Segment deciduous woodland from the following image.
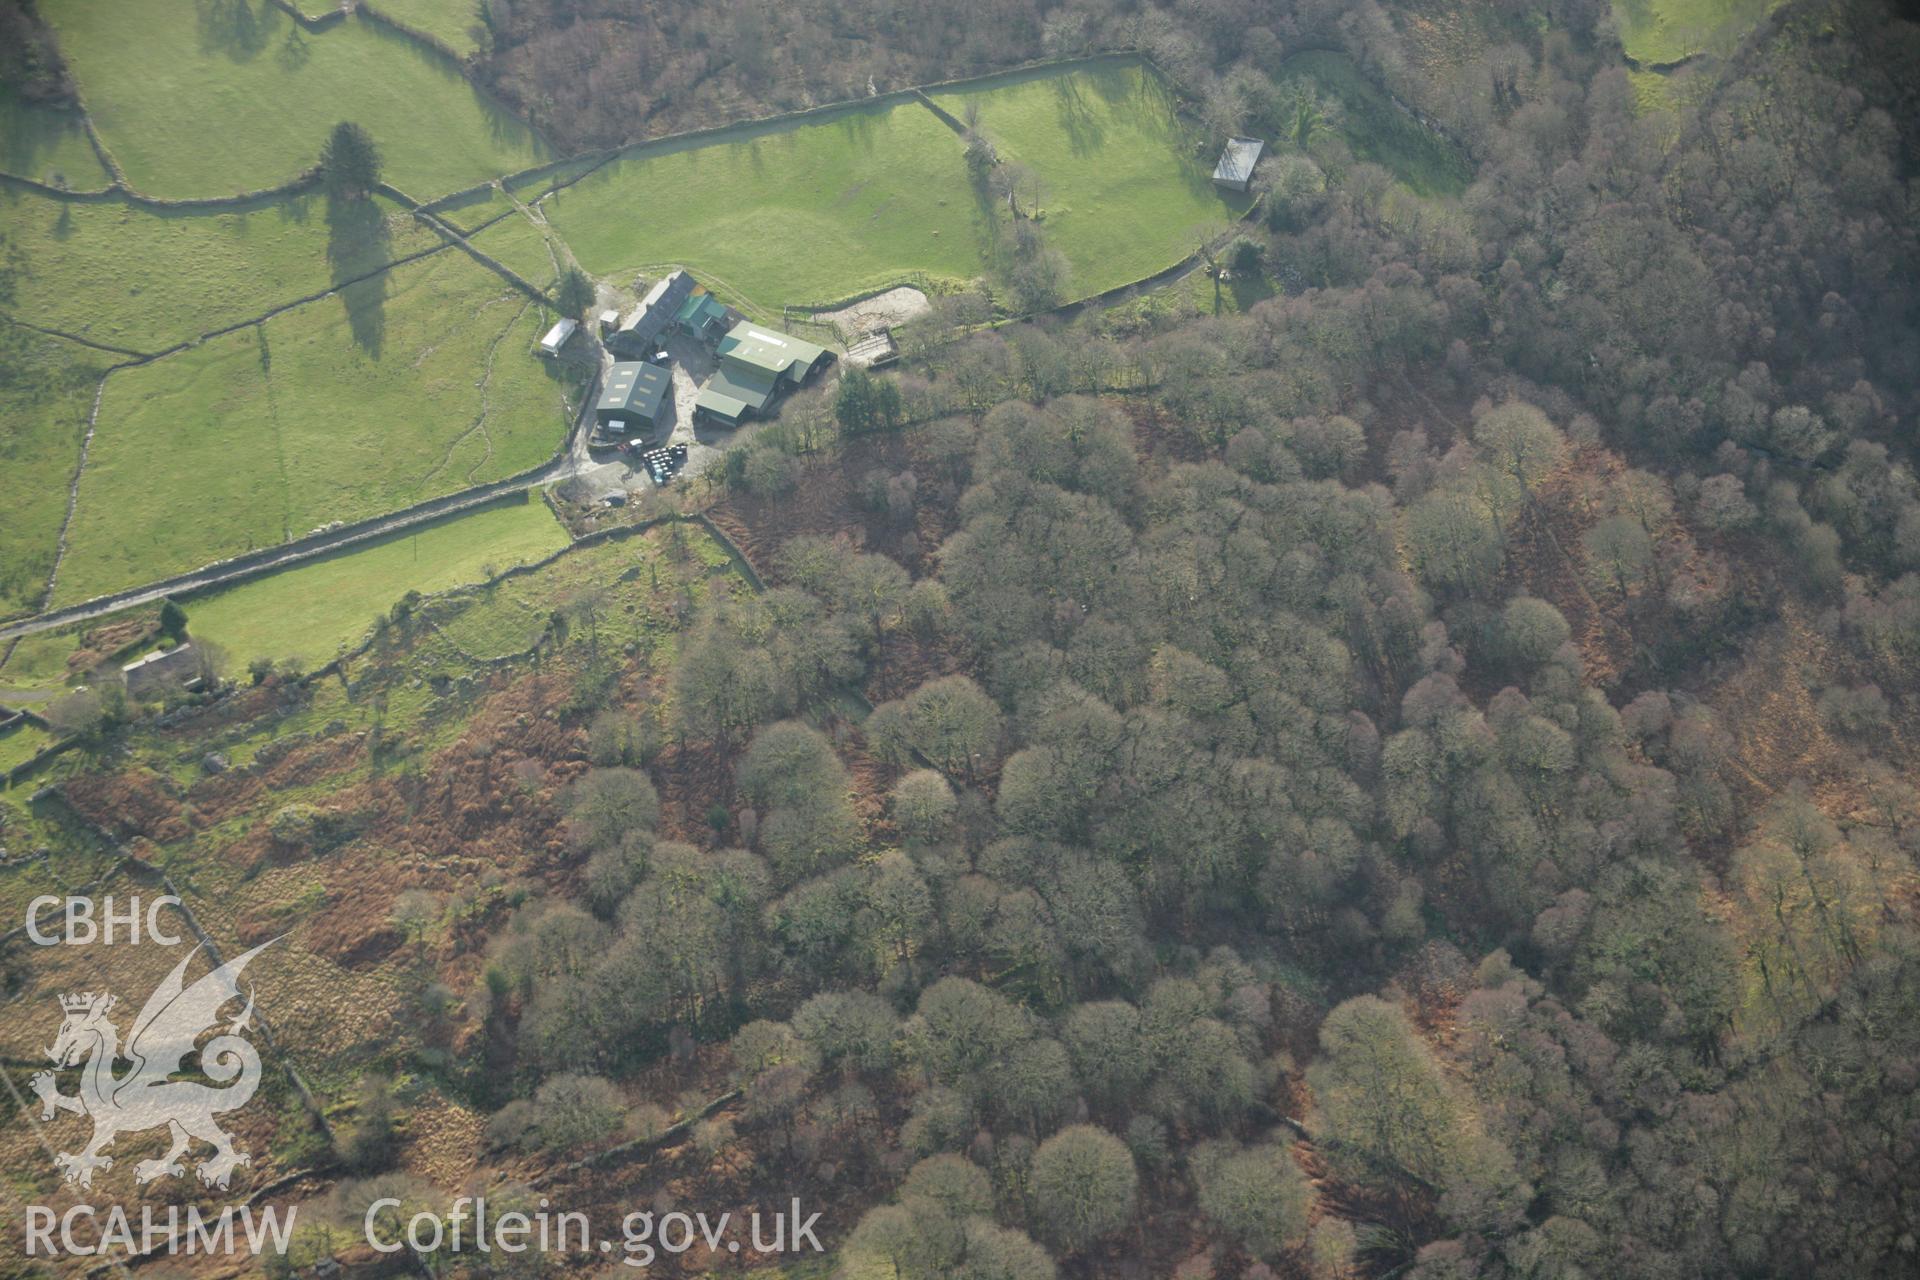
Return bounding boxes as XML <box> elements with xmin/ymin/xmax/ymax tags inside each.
<box><xmin>2</xmin><ymin>0</ymin><xmax>1918</xmax><ymax>1277</ymax></box>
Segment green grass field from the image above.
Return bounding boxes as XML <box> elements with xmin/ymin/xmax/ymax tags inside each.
<box><xmin>0</xmin><ymin>334</ymin><xmax>103</xmax><ymax>621</ymax></box>
<box><xmin>1627</xmin><ymin>64</ymin><xmax>1715</xmax><ymax>121</ymax></box>
<box><xmin>541</xmin><ymin>98</ymin><xmax>992</xmax><ymax>309</ymax></box>
<box><xmin>362</xmin><ymin>0</ymin><xmax>488</xmax><ymax>57</ymax></box>
<box><xmin>1272</xmin><ymin>52</ymin><xmax>1471</xmax><ymax>197</ymax></box>
<box><xmin>0</xmin><ymin>620</ymin><xmax>99</xmax><ymax>693</ymax></box>
<box><xmin>426</xmin><ymin>522</ymin><xmax>734</xmax><ymax>662</ymax></box>
<box><xmin>544</xmin><ymin>60</ymin><xmax>1243</xmax><ymax>310</ymax></box>
<box><xmin>469</xmin><ymin>211</ymin><xmax>564</xmax><ymax>291</ymax></box>
<box><xmin>0</xmin><ymin>787</ymin><xmax>118</xmax><ymax>928</ymax></box>
<box><xmin>41</xmin><ymin>0</ymin><xmax>546</xmax><ymax>199</ymax></box>
<box><xmin>930</xmin><ymin>59</ymin><xmax>1247</xmax><ymax>297</ymax></box>
<box><xmin>1612</xmin><ymin>0</ymin><xmax>1780</xmax><ymax>65</ymax></box>
<box><xmin>10</xmin><ymin>52</ymin><xmax>1296</xmax><ymax>632</ymax></box>
<box><xmin>433</xmin><ymin>182</ymin><xmax>517</xmax><ymax>234</ymax></box>
<box><xmin>504</xmin><ymin>155</ymin><xmax>605</xmax><ymax>203</ymax></box>
<box><xmin>51</xmin><ymin>249</ymin><xmax>573</xmax><ymax>604</ymax></box>
<box><xmin>0</xmin><ymin>720</ymin><xmax>54</xmax><ymax>773</ymax></box>
<box><xmin>1</xmin><ymin>188</ymin><xmax>441</xmax><ymax>352</ymax></box>
<box><xmin>0</xmin><ymin>84</ymin><xmax>108</xmax><ymax>187</ymax></box>
<box><xmin>183</xmin><ymin>496</ymin><xmax>567</xmax><ymax>669</ymax></box>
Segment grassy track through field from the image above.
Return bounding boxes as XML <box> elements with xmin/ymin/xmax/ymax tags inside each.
<box><xmin>50</xmin><ymin>250</ymin><xmax>573</xmax><ymax>605</ymax></box>
<box><xmin>41</xmin><ymin>0</ymin><xmax>546</xmax><ymax>199</ymax></box>
<box><xmin>469</xmin><ymin>211</ymin><xmax>565</xmax><ymax>292</ymax></box>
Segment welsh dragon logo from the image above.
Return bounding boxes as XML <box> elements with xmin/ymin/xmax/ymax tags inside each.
<box><xmin>29</xmin><ymin>940</ymin><xmax>277</xmax><ymax>1190</ymax></box>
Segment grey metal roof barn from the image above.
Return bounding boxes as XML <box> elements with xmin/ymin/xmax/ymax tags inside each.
<box><xmin>596</xmin><ymin>360</ymin><xmax>672</xmax><ymax>428</ymax></box>
<box><xmin>1213</xmin><ymin>136</ymin><xmax>1265</xmax><ymax>192</ymax></box>
<box><xmin>609</xmin><ymin>269</ymin><xmax>695</xmax><ymax>356</ymax></box>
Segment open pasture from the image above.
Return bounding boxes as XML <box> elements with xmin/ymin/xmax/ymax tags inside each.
<box><xmin>1</xmin><ymin>187</ymin><xmax>440</xmax><ymax>352</ymax></box>
<box><xmin>425</xmin><ymin>523</ymin><xmax>735</xmax><ymax>662</ymax></box>
<box><xmin>0</xmin><ymin>83</ymin><xmax>108</xmax><ymax>187</ymax></box>
<box><xmin>544</xmin><ymin>58</ymin><xmax>1246</xmax><ymax>311</ymax></box>
<box><xmin>540</xmin><ymin>97</ymin><xmax>989</xmax><ymax>310</ymax></box>
<box><xmin>40</xmin><ymin>0</ymin><xmax>546</xmax><ymax>199</ymax></box>
<box><xmin>929</xmin><ymin>58</ymin><xmax>1248</xmax><ymax>297</ymax></box>
<box><xmin>432</xmin><ymin>181</ymin><xmax>518</xmax><ymax>233</ymax></box>
<box><xmin>51</xmin><ymin>250</ymin><xmax>572</xmax><ymax>605</ymax></box>
<box><xmin>362</xmin><ymin>0</ymin><xmax>489</xmax><ymax>58</ymax></box>
<box><xmin>0</xmin><ymin>718</ymin><xmax>53</xmax><ymax>773</ymax></box>
<box><xmin>1612</xmin><ymin>0</ymin><xmax>1780</xmax><ymax>66</ymax></box>
<box><xmin>0</xmin><ymin>333</ymin><xmax>103</xmax><ymax>622</ymax></box>
<box><xmin>470</xmin><ymin>209</ymin><xmax>565</xmax><ymax>291</ymax></box>
<box><xmin>182</xmin><ymin>495</ymin><xmax>569</xmax><ymax>670</ymax></box>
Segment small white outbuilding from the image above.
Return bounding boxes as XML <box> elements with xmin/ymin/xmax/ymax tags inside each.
<box><xmin>538</xmin><ymin>317</ymin><xmax>579</xmax><ymax>357</ymax></box>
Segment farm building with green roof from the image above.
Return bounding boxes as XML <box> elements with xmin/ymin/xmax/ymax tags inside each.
<box><xmin>675</xmin><ymin>291</ymin><xmax>734</xmax><ymax>344</ymax></box>
<box><xmin>694</xmin><ymin>322</ymin><xmax>834</xmax><ymax>426</ymax></box>
<box><xmin>714</xmin><ymin>323</ymin><xmax>829</xmax><ymax>380</ymax></box>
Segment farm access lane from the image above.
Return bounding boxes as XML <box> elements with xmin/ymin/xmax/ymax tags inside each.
<box><xmin>4</xmin><ymin>200</ymin><xmax>1236</xmax><ymax>653</ymax></box>
<box><xmin>0</xmin><ymin>289</ymin><xmax>782</xmax><ymax>651</ymax></box>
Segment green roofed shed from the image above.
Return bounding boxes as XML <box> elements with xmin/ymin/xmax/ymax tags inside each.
<box><xmin>694</xmin><ymin>321</ymin><xmax>833</xmax><ymax>426</ymax></box>
<box><xmin>709</xmin><ymin>363</ymin><xmax>778</xmax><ymax>408</ymax></box>
<box><xmin>675</xmin><ymin>292</ymin><xmax>732</xmax><ymax>343</ymax></box>
<box><xmin>694</xmin><ymin>387</ymin><xmax>753</xmax><ymax>425</ymax></box>
<box><xmin>715</xmin><ymin>323</ymin><xmax>829</xmax><ymax>384</ymax></box>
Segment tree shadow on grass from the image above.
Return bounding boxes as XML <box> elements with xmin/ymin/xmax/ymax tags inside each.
<box><xmin>0</xmin><ymin>89</ymin><xmax>98</xmax><ymax>189</ymax></box>
<box><xmin>1229</xmin><ymin>270</ymin><xmax>1276</xmax><ymax>313</ymax></box>
<box><xmin>359</xmin><ymin>15</ymin><xmax>546</xmax><ymax>158</ymax></box>
<box><xmin>833</xmin><ymin>100</ymin><xmax>887</xmax><ymax>155</ymax></box>
<box><xmin>327</xmin><ymin>195</ymin><xmax>390</xmax><ymax>359</ymax></box>
<box><xmin>1051</xmin><ymin>74</ymin><xmax>1107</xmax><ymax>158</ymax></box>
<box><xmin>277</xmin><ymin>24</ymin><xmax>312</xmax><ymax>72</ymax></box>
<box><xmin>968</xmin><ymin>158</ymin><xmax>1009</xmax><ymax>268</ymax></box>
<box><xmin>195</xmin><ymin>0</ymin><xmax>274</xmax><ymax>61</ymax></box>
